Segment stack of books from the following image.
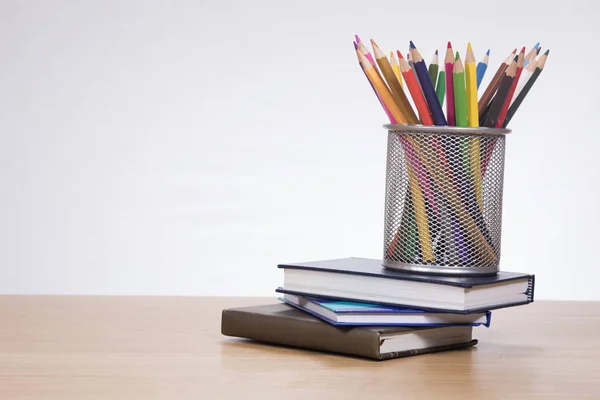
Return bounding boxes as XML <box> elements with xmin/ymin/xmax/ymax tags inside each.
<box><xmin>221</xmin><ymin>257</ymin><xmax>534</xmax><ymax>361</ymax></box>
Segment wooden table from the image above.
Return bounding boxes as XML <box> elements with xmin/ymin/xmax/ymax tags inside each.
<box><xmin>1</xmin><ymin>296</ymin><xmax>599</xmax><ymax>399</ymax></box>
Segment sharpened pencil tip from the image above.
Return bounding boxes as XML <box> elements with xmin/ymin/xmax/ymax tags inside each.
<box><xmin>520</xmin><ymin>47</ymin><xmax>526</xmax><ymax>54</ymax></box>
<box><xmin>409</xmin><ymin>41</ymin><xmax>416</xmax><ymax>49</ymax></box>
<box><xmin>397</xmin><ymin>50</ymin><xmax>404</xmax><ymax>59</ymax></box>
<box><xmin>467</xmin><ymin>42</ymin><xmax>473</xmax><ymax>51</ymax></box>
<box><xmin>486</xmin><ymin>49</ymin><xmax>490</xmax><ymax>55</ymax></box>
<box><xmin>534</xmin><ymin>42</ymin><xmax>540</xmax><ymax>49</ymax></box>
<box><xmin>355</xmin><ymin>35</ymin><xmax>361</xmax><ymax>44</ymax></box>
<box><xmin>544</xmin><ymin>49</ymin><xmax>550</xmax><ymax>55</ymax></box>
<box><xmin>455</xmin><ymin>51</ymin><xmax>460</xmax><ymax>60</ymax></box>
<box><xmin>512</xmin><ymin>48</ymin><xmax>517</xmax><ymax>54</ymax></box>
<box><xmin>353</xmin><ymin>41</ymin><xmax>358</xmax><ymax>50</ymax></box>
<box><xmin>536</xmin><ymin>47</ymin><xmax>541</xmax><ymax>55</ymax></box>
<box><xmin>447</xmin><ymin>41</ymin><xmax>452</xmax><ymax>49</ymax></box>
<box><xmin>435</xmin><ymin>49</ymin><xmax>438</xmax><ymax>55</ymax></box>
<box><xmin>370</xmin><ymin>38</ymin><xmax>378</xmax><ymax>48</ymax></box>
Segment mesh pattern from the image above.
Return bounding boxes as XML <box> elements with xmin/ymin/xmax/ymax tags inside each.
<box><xmin>383</xmin><ymin>129</ymin><xmax>505</xmax><ymax>274</ymax></box>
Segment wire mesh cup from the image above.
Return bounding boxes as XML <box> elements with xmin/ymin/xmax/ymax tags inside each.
<box><xmin>382</xmin><ymin>124</ymin><xmax>510</xmax><ymax>276</ymax></box>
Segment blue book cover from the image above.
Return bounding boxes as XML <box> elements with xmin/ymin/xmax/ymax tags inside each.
<box><xmin>280</xmin><ymin>293</ymin><xmax>491</xmax><ymax>327</ymax></box>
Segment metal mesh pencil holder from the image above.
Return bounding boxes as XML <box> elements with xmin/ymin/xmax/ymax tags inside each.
<box><xmin>382</xmin><ymin>124</ymin><xmax>510</xmax><ymax>276</ymax></box>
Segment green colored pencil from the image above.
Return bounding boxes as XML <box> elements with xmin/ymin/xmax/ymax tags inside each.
<box><xmin>503</xmin><ymin>50</ymin><xmax>549</xmax><ymax>127</ymax></box>
<box><xmin>436</xmin><ymin>70</ymin><xmax>445</xmax><ymax>107</ymax></box>
<box><xmin>428</xmin><ymin>50</ymin><xmax>439</xmax><ymax>88</ymax></box>
<box><xmin>453</xmin><ymin>53</ymin><xmax>468</xmax><ymax>127</ymax></box>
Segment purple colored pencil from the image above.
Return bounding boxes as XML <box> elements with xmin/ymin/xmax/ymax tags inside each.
<box><xmin>453</xmin><ymin>219</ymin><xmax>468</xmax><ymax>263</ymax></box>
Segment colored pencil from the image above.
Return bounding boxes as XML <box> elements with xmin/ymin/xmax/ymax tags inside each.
<box><xmin>389</xmin><ymin>51</ymin><xmax>404</xmax><ymax>89</ymax></box>
<box><xmin>453</xmin><ymin>53</ymin><xmax>468</xmax><ymax>127</ymax></box>
<box><xmin>465</xmin><ymin>43</ymin><xmax>479</xmax><ymax>127</ymax></box>
<box><xmin>436</xmin><ymin>70</ymin><xmax>445</xmax><ymax>107</ymax></box>
<box><xmin>429</xmin><ymin>50</ymin><xmax>439</xmax><ymax>88</ymax></box>
<box><xmin>372</xmin><ymin>40</ymin><xmax>419</xmax><ymax>124</ymax></box>
<box><xmin>503</xmin><ymin>49</ymin><xmax>549</xmax><ymax>127</ymax></box>
<box><xmin>510</xmin><ymin>55</ymin><xmax>537</xmax><ymax>106</ymax></box>
<box><xmin>410</xmin><ymin>41</ymin><xmax>447</xmax><ymax>126</ymax></box>
<box><xmin>406</xmin><ymin>162</ymin><xmax>434</xmax><ymax>261</ymax></box>
<box><xmin>445</xmin><ymin>42</ymin><xmax>455</xmax><ymax>126</ymax></box>
<box><xmin>357</xmin><ymin>41</ymin><xmax>378</xmax><ymax>69</ymax></box>
<box><xmin>355</xmin><ymin>40</ymin><xmax>425</xmax><ymax>260</ymax></box>
<box><xmin>354</xmin><ymin>42</ymin><xmax>395</xmax><ymax>123</ymax></box>
<box><xmin>356</xmin><ymin>50</ymin><xmax>408</xmax><ymax>124</ymax></box>
<box><xmin>476</xmin><ymin>49</ymin><xmax>489</xmax><ymax>89</ymax></box>
<box><xmin>481</xmin><ymin>57</ymin><xmax>517</xmax><ymax>127</ymax></box>
<box><xmin>524</xmin><ymin>42</ymin><xmax>540</xmax><ymax>67</ymax></box>
<box><xmin>478</xmin><ymin>49</ymin><xmax>516</xmax><ymax>118</ymax></box>
<box><xmin>495</xmin><ymin>47</ymin><xmax>525</xmax><ymax>127</ymax></box>
<box><xmin>398</xmin><ymin>51</ymin><xmax>433</xmax><ymax>125</ymax></box>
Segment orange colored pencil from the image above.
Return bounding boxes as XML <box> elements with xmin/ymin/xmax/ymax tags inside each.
<box><xmin>397</xmin><ymin>51</ymin><xmax>433</xmax><ymax>125</ymax></box>
<box><xmin>357</xmin><ymin>50</ymin><xmax>408</xmax><ymax>124</ymax></box>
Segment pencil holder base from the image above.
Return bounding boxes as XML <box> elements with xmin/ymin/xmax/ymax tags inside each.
<box><xmin>382</xmin><ymin>260</ymin><xmax>499</xmax><ymax>276</ymax></box>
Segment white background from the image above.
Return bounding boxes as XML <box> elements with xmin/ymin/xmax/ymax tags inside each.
<box><xmin>1</xmin><ymin>0</ymin><xmax>598</xmax><ymax>299</ymax></box>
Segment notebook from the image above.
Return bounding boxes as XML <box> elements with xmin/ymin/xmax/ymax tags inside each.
<box><xmin>280</xmin><ymin>293</ymin><xmax>491</xmax><ymax>327</ymax></box>
<box><xmin>276</xmin><ymin>257</ymin><xmax>534</xmax><ymax>313</ymax></box>
<box><xmin>221</xmin><ymin>303</ymin><xmax>477</xmax><ymax>361</ymax></box>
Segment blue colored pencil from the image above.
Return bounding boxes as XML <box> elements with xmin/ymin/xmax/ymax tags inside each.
<box><xmin>524</xmin><ymin>43</ymin><xmax>540</xmax><ymax>67</ymax></box>
<box><xmin>476</xmin><ymin>49</ymin><xmax>489</xmax><ymax>89</ymax></box>
<box><xmin>409</xmin><ymin>41</ymin><xmax>447</xmax><ymax>126</ymax></box>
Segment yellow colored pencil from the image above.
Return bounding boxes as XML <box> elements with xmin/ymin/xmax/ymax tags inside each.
<box><xmin>465</xmin><ymin>44</ymin><xmax>482</xmax><ymax>211</ymax></box>
<box><xmin>465</xmin><ymin>43</ymin><xmax>479</xmax><ymax>127</ymax></box>
<box><xmin>406</xmin><ymin>162</ymin><xmax>434</xmax><ymax>262</ymax></box>
<box><xmin>357</xmin><ymin>50</ymin><xmax>408</xmax><ymax>124</ymax></box>
<box><xmin>389</xmin><ymin>51</ymin><xmax>404</xmax><ymax>89</ymax></box>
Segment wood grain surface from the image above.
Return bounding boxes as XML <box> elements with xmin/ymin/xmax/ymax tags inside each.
<box><xmin>1</xmin><ymin>296</ymin><xmax>599</xmax><ymax>399</ymax></box>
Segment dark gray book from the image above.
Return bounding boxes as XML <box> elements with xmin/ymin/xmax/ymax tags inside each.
<box><xmin>221</xmin><ymin>303</ymin><xmax>477</xmax><ymax>361</ymax></box>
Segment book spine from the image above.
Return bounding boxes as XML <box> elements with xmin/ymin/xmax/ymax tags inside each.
<box><xmin>221</xmin><ymin>308</ymin><xmax>382</xmax><ymax>360</ymax></box>
<box><xmin>527</xmin><ymin>275</ymin><xmax>535</xmax><ymax>302</ymax></box>
<box><xmin>379</xmin><ymin>339</ymin><xmax>478</xmax><ymax>360</ymax></box>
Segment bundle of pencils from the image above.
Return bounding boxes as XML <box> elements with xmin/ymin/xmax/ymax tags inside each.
<box><xmin>354</xmin><ymin>35</ymin><xmax>549</xmax><ymax>266</ymax></box>
<box><xmin>353</xmin><ymin>36</ymin><xmax>549</xmax><ymax>128</ymax></box>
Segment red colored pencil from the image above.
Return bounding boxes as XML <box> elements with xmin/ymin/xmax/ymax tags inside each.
<box><xmin>398</xmin><ymin>50</ymin><xmax>433</xmax><ymax>125</ymax></box>
<box><xmin>445</xmin><ymin>42</ymin><xmax>455</xmax><ymax>126</ymax></box>
<box><xmin>495</xmin><ymin>47</ymin><xmax>526</xmax><ymax>127</ymax></box>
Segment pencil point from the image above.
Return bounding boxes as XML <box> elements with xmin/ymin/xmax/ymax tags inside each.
<box><xmin>512</xmin><ymin>48</ymin><xmax>517</xmax><ymax>54</ymax></box>
<box><xmin>455</xmin><ymin>51</ymin><xmax>460</xmax><ymax>60</ymax></box>
<box><xmin>534</xmin><ymin>42</ymin><xmax>540</xmax><ymax>49</ymax></box>
<box><xmin>409</xmin><ymin>41</ymin><xmax>416</xmax><ymax>49</ymax></box>
<box><xmin>397</xmin><ymin>50</ymin><xmax>404</xmax><ymax>59</ymax></box>
<box><xmin>544</xmin><ymin>49</ymin><xmax>550</xmax><ymax>55</ymax></box>
<box><xmin>467</xmin><ymin>43</ymin><xmax>473</xmax><ymax>51</ymax></box>
<box><xmin>536</xmin><ymin>47</ymin><xmax>541</xmax><ymax>55</ymax></box>
<box><xmin>435</xmin><ymin>49</ymin><xmax>438</xmax><ymax>55</ymax></box>
<box><xmin>447</xmin><ymin>41</ymin><xmax>452</xmax><ymax>49</ymax></box>
<box><xmin>355</xmin><ymin>35</ymin><xmax>361</xmax><ymax>44</ymax></box>
<box><xmin>370</xmin><ymin>38</ymin><xmax>379</xmax><ymax>49</ymax></box>
<box><xmin>520</xmin><ymin>47</ymin><xmax>526</xmax><ymax>54</ymax></box>
<box><xmin>353</xmin><ymin>41</ymin><xmax>358</xmax><ymax>50</ymax></box>
<box><xmin>486</xmin><ymin>49</ymin><xmax>490</xmax><ymax>55</ymax></box>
